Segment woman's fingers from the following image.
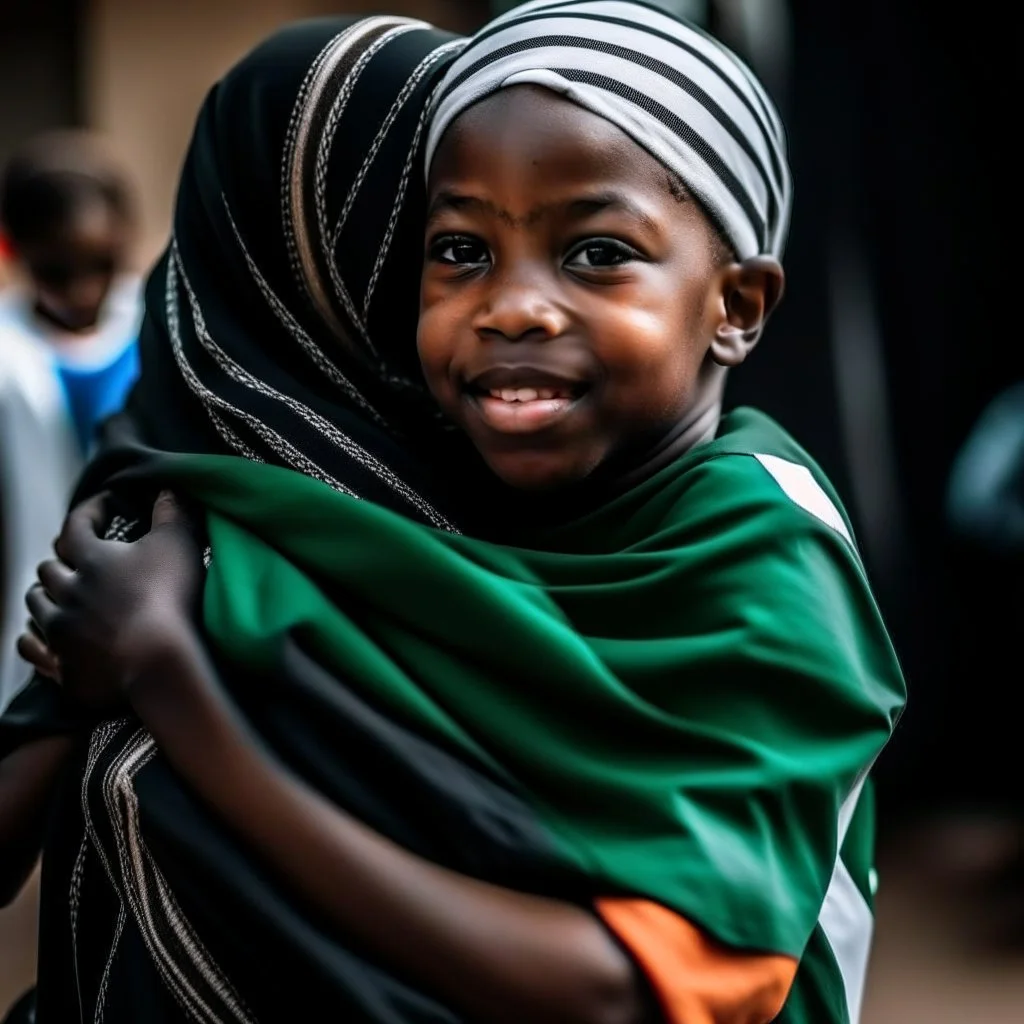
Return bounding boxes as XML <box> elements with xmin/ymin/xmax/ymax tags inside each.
<box><xmin>37</xmin><ymin>558</ymin><xmax>77</xmax><ymax>604</ymax></box>
<box><xmin>25</xmin><ymin>583</ymin><xmax>62</xmax><ymax>645</ymax></box>
<box><xmin>55</xmin><ymin>493</ymin><xmax>109</xmax><ymax>568</ymax></box>
<box><xmin>151</xmin><ymin>490</ymin><xmax>188</xmax><ymax>530</ymax></box>
<box><xmin>27</xmin><ymin>617</ymin><xmax>50</xmax><ymax>646</ymax></box>
<box><xmin>16</xmin><ymin>630</ymin><xmax>61</xmax><ymax>681</ymax></box>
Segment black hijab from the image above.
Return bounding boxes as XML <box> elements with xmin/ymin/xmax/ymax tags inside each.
<box><xmin>2</xmin><ymin>19</ymin><xmax>538</xmax><ymax>1024</ymax></box>
<box><xmin>106</xmin><ymin>15</ymin><xmax>465</xmax><ymax>531</ymax></box>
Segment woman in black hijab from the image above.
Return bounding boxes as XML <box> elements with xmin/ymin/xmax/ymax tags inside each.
<box><xmin>0</xmin><ymin>9</ymin><xmax>902</xmax><ymax>1024</ymax></box>
<box><xmin>1</xmin><ymin>13</ymin><xmax>661</xmax><ymax>1024</ymax></box>
<box><xmin>1</xmin><ymin>16</ymin><xmax>502</xmax><ymax>1023</ymax></box>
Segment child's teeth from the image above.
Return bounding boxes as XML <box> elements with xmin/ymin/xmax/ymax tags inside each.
<box><xmin>486</xmin><ymin>386</ymin><xmax>570</xmax><ymax>402</ymax></box>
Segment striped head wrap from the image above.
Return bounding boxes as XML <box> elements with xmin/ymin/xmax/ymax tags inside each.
<box><xmin>425</xmin><ymin>0</ymin><xmax>792</xmax><ymax>260</ymax></box>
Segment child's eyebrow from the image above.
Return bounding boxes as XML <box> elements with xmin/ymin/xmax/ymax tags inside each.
<box><xmin>426</xmin><ymin>190</ymin><xmax>507</xmax><ymax>224</ymax></box>
<box><xmin>427</xmin><ymin>189</ymin><xmax>660</xmax><ymax>233</ymax></box>
<box><xmin>564</xmin><ymin>193</ymin><xmax>660</xmax><ymax>234</ymax></box>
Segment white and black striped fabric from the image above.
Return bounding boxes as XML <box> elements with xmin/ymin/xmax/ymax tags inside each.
<box><xmin>425</xmin><ymin>0</ymin><xmax>791</xmax><ymax>260</ymax></box>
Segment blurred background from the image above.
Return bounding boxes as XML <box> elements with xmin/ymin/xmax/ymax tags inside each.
<box><xmin>1</xmin><ymin>2</ymin><xmax>1021</xmax><ymax>1021</ymax></box>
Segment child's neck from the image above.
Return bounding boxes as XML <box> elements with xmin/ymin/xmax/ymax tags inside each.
<box><xmin>611</xmin><ymin>401</ymin><xmax>721</xmax><ymax>493</ymax></box>
<box><xmin>461</xmin><ymin>402</ymin><xmax>723</xmax><ymax>539</ymax></box>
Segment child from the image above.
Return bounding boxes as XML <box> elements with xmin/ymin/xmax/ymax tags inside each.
<box><xmin>8</xmin><ymin>7</ymin><xmax>903</xmax><ymax>1024</ymax></box>
<box><xmin>0</xmin><ymin>131</ymin><xmax>141</xmax><ymax>711</ymax></box>
<box><xmin>415</xmin><ymin>5</ymin><xmax>895</xmax><ymax>1021</ymax></box>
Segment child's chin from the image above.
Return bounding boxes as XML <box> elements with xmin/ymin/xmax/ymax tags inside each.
<box><xmin>481</xmin><ymin>450</ymin><xmax>591</xmax><ymax>493</ymax></box>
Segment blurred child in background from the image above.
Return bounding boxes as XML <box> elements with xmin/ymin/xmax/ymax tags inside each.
<box><xmin>0</xmin><ymin>130</ymin><xmax>142</xmax><ymax>711</ymax></box>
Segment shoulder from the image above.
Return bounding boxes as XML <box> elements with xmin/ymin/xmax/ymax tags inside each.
<box><xmin>665</xmin><ymin>453</ymin><xmax>872</xmax><ymax>645</ymax></box>
<box><xmin>691</xmin><ymin>450</ymin><xmax>855</xmax><ymax>547</ymax></box>
<box><xmin>664</xmin><ymin>408</ymin><xmax>859</xmax><ymax>560</ymax></box>
<box><xmin>644</xmin><ymin>412</ymin><xmax>893</xmax><ymax>655</ymax></box>
<box><xmin>663</xmin><ymin>421</ymin><xmax>903</xmax><ymax>709</ymax></box>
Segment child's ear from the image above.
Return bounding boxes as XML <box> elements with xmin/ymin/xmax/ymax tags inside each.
<box><xmin>710</xmin><ymin>257</ymin><xmax>785</xmax><ymax>368</ymax></box>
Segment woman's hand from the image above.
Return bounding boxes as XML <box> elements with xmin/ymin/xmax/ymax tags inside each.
<box><xmin>24</xmin><ymin>491</ymin><xmax>203</xmax><ymax>710</ymax></box>
<box><xmin>16</xmin><ymin>620</ymin><xmax>62</xmax><ymax>684</ymax></box>
<box><xmin>19</xmin><ymin>494</ymin><xmax>646</xmax><ymax>1024</ymax></box>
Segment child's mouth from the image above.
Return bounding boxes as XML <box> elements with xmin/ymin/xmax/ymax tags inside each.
<box><xmin>462</xmin><ymin>372</ymin><xmax>589</xmax><ymax>435</ymax></box>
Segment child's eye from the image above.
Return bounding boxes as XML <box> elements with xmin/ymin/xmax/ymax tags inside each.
<box><xmin>429</xmin><ymin>235</ymin><xmax>490</xmax><ymax>267</ymax></box>
<box><xmin>565</xmin><ymin>239</ymin><xmax>640</xmax><ymax>270</ymax></box>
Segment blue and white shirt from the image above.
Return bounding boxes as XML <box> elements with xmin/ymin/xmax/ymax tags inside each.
<box><xmin>0</xmin><ymin>276</ymin><xmax>142</xmax><ymax>709</ymax></box>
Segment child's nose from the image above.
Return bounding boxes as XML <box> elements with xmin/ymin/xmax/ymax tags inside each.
<box><xmin>472</xmin><ymin>271</ymin><xmax>568</xmax><ymax>343</ymax></box>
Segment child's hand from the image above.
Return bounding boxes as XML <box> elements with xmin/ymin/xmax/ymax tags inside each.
<box><xmin>23</xmin><ymin>491</ymin><xmax>203</xmax><ymax>711</ymax></box>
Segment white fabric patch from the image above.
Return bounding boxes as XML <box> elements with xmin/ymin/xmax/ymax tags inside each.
<box><xmin>755</xmin><ymin>452</ymin><xmax>873</xmax><ymax>1015</ymax></box>
<box><xmin>819</xmin><ymin>770</ymin><xmax>874</xmax><ymax>1024</ymax></box>
<box><xmin>753</xmin><ymin>454</ymin><xmax>873</xmax><ymax>1017</ymax></box>
<box><xmin>754</xmin><ymin>454</ymin><xmax>854</xmax><ymax>546</ymax></box>
<box><xmin>819</xmin><ymin>854</ymin><xmax>873</xmax><ymax>1024</ymax></box>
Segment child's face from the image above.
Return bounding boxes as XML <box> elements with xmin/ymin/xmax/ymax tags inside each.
<box><xmin>20</xmin><ymin>200</ymin><xmax>129</xmax><ymax>333</ymax></box>
<box><xmin>419</xmin><ymin>86</ymin><xmax>737</xmax><ymax>491</ymax></box>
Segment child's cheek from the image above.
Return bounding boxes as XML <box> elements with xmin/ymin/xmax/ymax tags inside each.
<box><xmin>415</xmin><ymin>308</ymin><xmax>456</xmax><ymax>405</ymax></box>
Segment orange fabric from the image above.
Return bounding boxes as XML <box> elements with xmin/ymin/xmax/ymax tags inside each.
<box><xmin>597</xmin><ymin>898</ymin><xmax>798</xmax><ymax>1024</ymax></box>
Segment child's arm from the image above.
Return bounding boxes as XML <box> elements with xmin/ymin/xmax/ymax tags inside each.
<box><xmin>0</xmin><ymin>735</ymin><xmax>73</xmax><ymax>905</ymax></box>
<box><xmin>129</xmin><ymin>630</ymin><xmax>646</xmax><ymax>1024</ymax></box>
<box><xmin>1</xmin><ymin>633</ymin><xmax>78</xmax><ymax>906</ymax></box>
<box><xmin>0</xmin><ymin>471</ymin><xmax>74</xmax><ymax>905</ymax></box>
<box><xmin>27</xmin><ymin>493</ymin><xmax>650</xmax><ymax>1024</ymax></box>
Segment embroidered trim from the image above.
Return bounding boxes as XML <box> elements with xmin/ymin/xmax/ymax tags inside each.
<box><xmin>280</xmin><ymin>21</ymin><xmax>365</xmax><ymax>326</ymax></box>
<box><xmin>287</xmin><ymin>18</ymin><xmax>410</xmax><ymax>351</ymax></box>
<box><xmin>362</xmin><ymin>64</ymin><xmax>462</xmax><ymax>319</ymax></box>
<box><xmin>220</xmin><ymin>194</ymin><xmax>385</xmax><ymax>427</ymax></box>
<box><xmin>76</xmin><ymin>724</ymin><xmax>256</xmax><ymax>1023</ymax></box>
<box><xmin>331</xmin><ymin>39</ymin><xmax>462</xmax><ymax>252</ymax></box>
<box><xmin>165</xmin><ymin>252</ymin><xmax>355</xmax><ymax>496</ymax></box>
<box><xmin>174</xmin><ymin>245</ymin><xmax>457</xmax><ymax>531</ymax></box>
<box><xmin>313</xmin><ymin>21</ymin><xmax>427</xmax><ymax>361</ymax></box>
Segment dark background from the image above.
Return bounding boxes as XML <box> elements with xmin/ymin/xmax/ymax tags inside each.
<box><xmin>721</xmin><ymin>2</ymin><xmax>1018</xmax><ymax>826</ymax></box>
